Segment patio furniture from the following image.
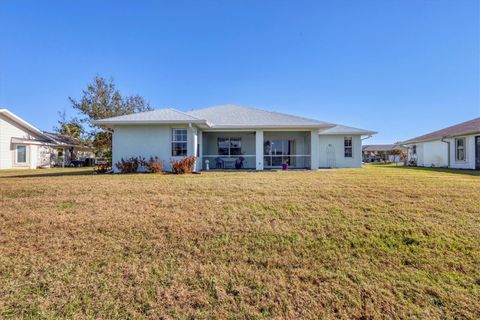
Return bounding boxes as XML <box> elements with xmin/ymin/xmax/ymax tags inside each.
<box><xmin>69</xmin><ymin>160</ymin><xmax>86</xmax><ymax>167</ymax></box>
<box><xmin>235</xmin><ymin>157</ymin><xmax>245</xmax><ymax>169</ymax></box>
<box><xmin>215</xmin><ymin>157</ymin><xmax>224</xmax><ymax>169</ymax></box>
<box><xmin>222</xmin><ymin>157</ymin><xmax>236</xmax><ymax>169</ymax></box>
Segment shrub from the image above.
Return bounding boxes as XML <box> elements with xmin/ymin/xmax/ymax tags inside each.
<box><xmin>94</xmin><ymin>162</ymin><xmax>111</xmax><ymax>174</ymax></box>
<box><xmin>115</xmin><ymin>157</ymin><xmax>144</xmax><ymax>174</ymax></box>
<box><xmin>145</xmin><ymin>156</ymin><xmax>164</xmax><ymax>173</ymax></box>
<box><xmin>102</xmin><ymin>149</ymin><xmax>112</xmax><ymax>166</ymax></box>
<box><xmin>171</xmin><ymin>156</ymin><xmax>197</xmax><ymax>174</ymax></box>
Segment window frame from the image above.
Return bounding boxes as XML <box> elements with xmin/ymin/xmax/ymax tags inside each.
<box><xmin>344</xmin><ymin>137</ymin><xmax>353</xmax><ymax>158</ymax></box>
<box><xmin>171</xmin><ymin>128</ymin><xmax>188</xmax><ymax>157</ymax></box>
<box><xmin>217</xmin><ymin>137</ymin><xmax>242</xmax><ymax>156</ymax></box>
<box><xmin>15</xmin><ymin>144</ymin><xmax>28</xmax><ymax>165</ymax></box>
<box><xmin>455</xmin><ymin>137</ymin><xmax>466</xmax><ymax>162</ymax></box>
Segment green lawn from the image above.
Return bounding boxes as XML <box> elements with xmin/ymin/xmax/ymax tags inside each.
<box><xmin>0</xmin><ymin>166</ymin><xmax>479</xmax><ymax>319</ymax></box>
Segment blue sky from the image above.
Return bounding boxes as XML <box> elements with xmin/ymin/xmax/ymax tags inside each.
<box><xmin>0</xmin><ymin>0</ymin><xmax>478</xmax><ymax>143</ymax></box>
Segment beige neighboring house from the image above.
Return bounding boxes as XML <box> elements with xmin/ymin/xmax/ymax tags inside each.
<box><xmin>0</xmin><ymin>108</ymin><xmax>94</xmax><ymax>169</ymax></box>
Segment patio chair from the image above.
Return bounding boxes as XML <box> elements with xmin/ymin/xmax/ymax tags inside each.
<box><xmin>235</xmin><ymin>157</ymin><xmax>245</xmax><ymax>169</ymax></box>
<box><xmin>215</xmin><ymin>157</ymin><xmax>224</xmax><ymax>169</ymax></box>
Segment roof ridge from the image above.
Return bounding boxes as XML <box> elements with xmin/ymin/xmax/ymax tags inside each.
<box><xmin>261</xmin><ymin>108</ymin><xmax>332</xmax><ymax>125</ymax></box>
<box><xmin>187</xmin><ymin>104</ymin><xmax>332</xmax><ymax>125</ymax></box>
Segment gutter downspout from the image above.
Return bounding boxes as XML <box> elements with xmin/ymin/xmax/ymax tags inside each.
<box><xmin>440</xmin><ymin>137</ymin><xmax>450</xmax><ymax>168</ymax></box>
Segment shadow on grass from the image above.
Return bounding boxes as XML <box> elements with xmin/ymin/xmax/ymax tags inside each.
<box><xmin>0</xmin><ymin>169</ymin><xmax>95</xmax><ymax>179</ymax></box>
<box><xmin>381</xmin><ymin>165</ymin><xmax>480</xmax><ymax>177</ymax></box>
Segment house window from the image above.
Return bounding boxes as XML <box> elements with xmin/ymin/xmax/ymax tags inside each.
<box><xmin>412</xmin><ymin>145</ymin><xmax>417</xmax><ymax>155</ymax></box>
<box><xmin>344</xmin><ymin>137</ymin><xmax>353</xmax><ymax>157</ymax></box>
<box><xmin>217</xmin><ymin>137</ymin><xmax>241</xmax><ymax>156</ymax></box>
<box><xmin>456</xmin><ymin>138</ymin><xmax>465</xmax><ymax>161</ymax></box>
<box><xmin>172</xmin><ymin>128</ymin><xmax>188</xmax><ymax>156</ymax></box>
<box><xmin>16</xmin><ymin>145</ymin><xmax>27</xmax><ymax>163</ymax></box>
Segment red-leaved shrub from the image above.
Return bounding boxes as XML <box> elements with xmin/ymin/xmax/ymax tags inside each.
<box><xmin>145</xmin><ymin>156</ymin><xmax>164</xmax><ymax>173</ymax></box>
<box><xmin>170</xmin><ymin>156</ymin><xmax>197</xmax><ymax>174</ymax></box>
<box><xmin>115</xmin><ymin>157</ymin><xmax>144</xmax><ymax>174</ymax></box>
<box><xmin>94</xmin><ymin>162</ymin><xmax>111</xmax><ymax>174</ymax></box>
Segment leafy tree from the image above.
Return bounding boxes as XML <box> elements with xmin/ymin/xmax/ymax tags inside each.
<box><xmin>68</xmin><ymin>76</ymin><xmax>152</xmax><ymax>154</ymax></box>
<box><xmin>399</xmin><ymin>150</ymin><xmax>408</xmax><ymax>166</ymax></box>
<box><xmin>55</xmin><ymin>110</ymin><xmax>85</xmax><ymax>142</ymax></box>
<box><xmin>391</xmin><ymin>149</ymin><xmax>406</xmax><ymax>166</ymax></box>
<box><xmin>387</xmin><ymin>149</ymin><xmax>401</xmax><ymax>165</ymax></box>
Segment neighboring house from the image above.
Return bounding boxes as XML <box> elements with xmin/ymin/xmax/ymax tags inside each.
<box><xmin>362</xmin><ymin>144</ymin><xmax>407</xmax><ymax>163</ymax></box>
<box><xmin>94</xmin><ymin>104</ymin><xmax>376</xmax><ymax>172</ymax></box>
<box><xmin>400</xmin><ymin>117</ymin><xmax>480</xmax><ymax>170</ymax></box>
<box><xmin>0</xmin><ymin>109</ymin><xmax>94</xmax><ymax>169</ymax></box>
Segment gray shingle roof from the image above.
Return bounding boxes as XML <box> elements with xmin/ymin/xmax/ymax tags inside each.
<box><xmin>401</xmin><ymin>117</ymin><xmax>480</xmax><ymax>144</ymax></box>
<box><xmin>186</xmin><ymin>104</ymin><xmax>333</xmax><ymax>128</ymax></box>
<box><xmin>362</xmin><ymin>144</ymin><xmax>406</xmax><ymax>152</ymax></box>
<box><xmin>43</xmin><ymin>131</ymin><xmax>80</xmax><ymax>146</ymax></box>
<box><xmin>0</xmin><ymin>109</ymin><xmax>95</xmax><ymax>149</ymax></box>
<box><xmin>318</xmin><ymin>124</ymin><xmax>376</xmax><ymax>136</ymax></box>
<box><xmin>93</xmin><ymin>108</ymin><xmax>206</xmax><ymax>125</ymax></box>
<box><xmin>94</xmin><ymin>104</ymin><xmax>376</xmax><ymax>135</ymax></box>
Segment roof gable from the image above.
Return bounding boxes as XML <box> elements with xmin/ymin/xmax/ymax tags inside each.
<box><xmin>42</xmin><ymin>132</ymin><xmax>81</xmax><ymax>146</ymax></box>
<box><xmin>362</xmin><ymin>144</ymin><xmax>406</xmax><ymax>152</ymax></box>
<box><xmin>318</xmin><ymin>124</ymin><xmax>376</xmax><ymax>136</ymax></box>
<box><xmin>0</xmin><ymin>109</ymin><xmax>49</xmax><ymax>140</ymax></box>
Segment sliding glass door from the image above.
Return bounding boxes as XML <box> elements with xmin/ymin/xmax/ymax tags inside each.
<box><xmin>264</xmin><ymin>140</ymin><xmax>296</xmax><ymax>167</ymax></box>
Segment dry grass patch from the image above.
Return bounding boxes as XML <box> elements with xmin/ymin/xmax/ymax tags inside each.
<box><xmin>0</xmin><ymin>166</ymin><xmax>479</xmax><ymax>319</ymax></box>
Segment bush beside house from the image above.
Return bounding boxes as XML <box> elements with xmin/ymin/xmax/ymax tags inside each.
<box><xmin>112</xmin><ymin>156</ymin><xmax>195</xmax><ymax>174</ymax></box>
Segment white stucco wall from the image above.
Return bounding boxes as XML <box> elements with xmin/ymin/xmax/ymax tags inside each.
<box><xmin>318</xmin><ymin>135</ymin><xmax>362</xmax><ymax>168</ymax></box>
<box><xmin>0</xmin><ymin>114</ymin><xmax>42</xmax><ymax>169</ymax></box>
<box><xmin>112</xmin><ymin>124</ymin><xmax>195</xmax><ymax>172</ymax></box>
<box><xmin>422</xmin><ymin>140</ymin><xmax>448</xmax><ymax>167</ymax></box>
<box><xmin>111</xmin><ymin>127</ymin><xmax>367</xmax><ymax>171</ymax></box>
<box><xmin>416</xmin><ymin>143</ymin><xmax>424</xmax><ymax>166</ymax></box>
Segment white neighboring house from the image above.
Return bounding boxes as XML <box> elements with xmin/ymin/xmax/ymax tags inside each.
<box><xmin>362</xmin><ymin>144</ymin><xmax>407</xmax><ymax>163</ymax></box>
<box><xmin>93</xmin><ymin>104</ymin><xmax>376</xmax><ymax>172</ymax></box>
<box><xmin>400</xmin><ymin>117</ymin><xmax>480</xmax><ymax>170</ymax></box>
<box><xmin>0</xmin><ymin>109</ymin><xmax>94</xmax><ymax>169</ymax></box>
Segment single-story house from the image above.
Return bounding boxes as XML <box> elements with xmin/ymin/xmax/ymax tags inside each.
<box><xmin>94</xmin><ymin>104</ymin><xmax>376</xmax><ymax>172</ymax></box>
<box><xmin>362</xmin><ymin>144</ymin><xmax>407</xmax><ymax>163</ymax></box>
<box><xmin>0</xmin><ymin>108</ymin><xmax>95</xmax><ymax>169</ymax></box>
<box><xmin>400</xmin><ymin>117</ymin><xmax>480</xmax><ymax>170</ymax></box>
